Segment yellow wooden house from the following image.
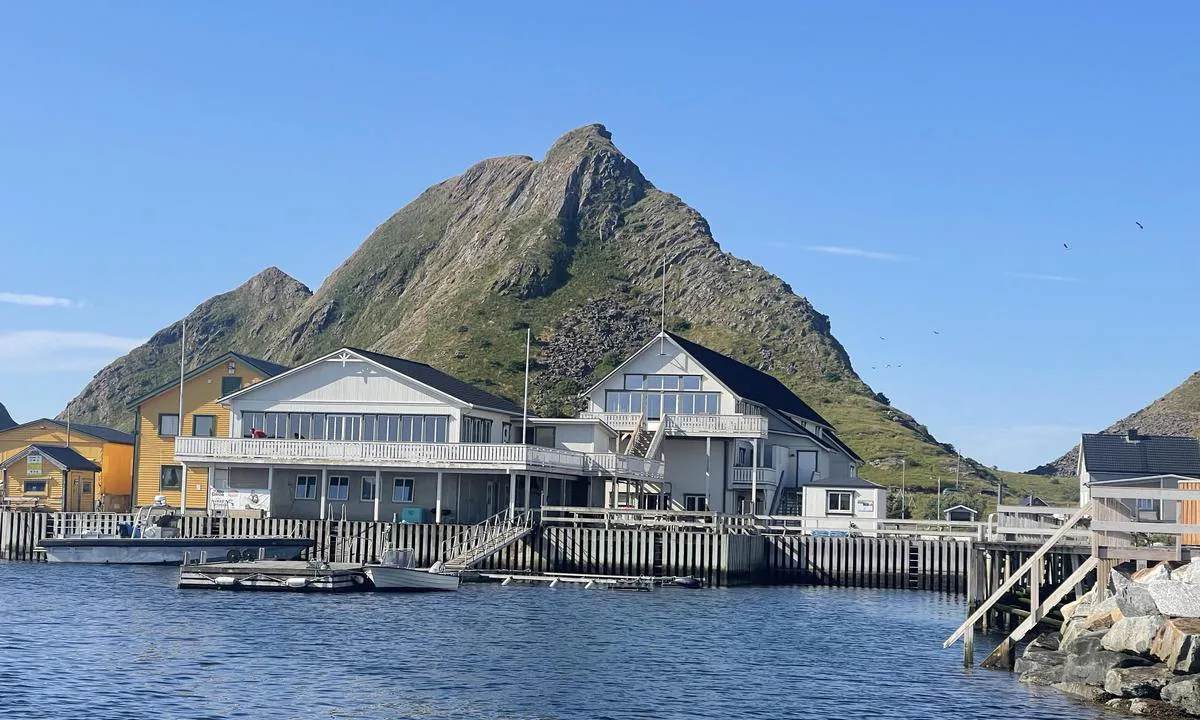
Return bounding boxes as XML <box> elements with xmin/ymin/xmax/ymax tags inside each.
<box><xmin>129</xmin><ymin>352</ymin><xmax>289</xmax><ymax>512</ymax></box>
<box><xmin>0</xmin><ymin>445</ymin><xmax>102</xmax><ymax>511</ymax></box>
<box><xmin>0</xmin><ymin>419</ymin><xmax>134</xmax><ymax>510</ymax></box>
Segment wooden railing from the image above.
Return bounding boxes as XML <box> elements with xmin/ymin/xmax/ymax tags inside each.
<box><xmin>175</xmin><ymin>437</ymin><xmax>664</xmax><ymax>480</ymax></box>
<box><xmin>759</xmin><ymin>515</ymin><xmax>985</xmax><ymax>539</ymax></box>
<box><xmin>580</xmin><ymin>413</ymin><xmax>770</xmax><ymax>438</ymax></box>
<box><xmin>987</xmin><ymin>504</ymin><xmax>1092</xmax><ymax>545</ymax></box>
<box><xmin>540</xmin><ymin>505</ymin><xmax>758</xmax><ymax>532</ymax></box>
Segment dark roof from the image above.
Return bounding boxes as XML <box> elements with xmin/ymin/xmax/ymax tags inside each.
<box><xmin>1081</xmin><ymin>433</ymin><xmax>1200</xmax><ymax>475</ymax></box>
<box><xmin>804</xmin><ymin>475</ymin><xmax>883</xmax><ymax>489</ymax></box>
<box><xmin>127</xmin><ymin>351</ymin><xmax>290</xmax><ymax>408</ymax></box>
<box><xmin>1</xmin><ymin>444</ymin><xmax>101</xmax><ymax>472</ymax></box>
<box><xmin>1020</xmin><ymin>495</ymin><xmax>1048</xmax><ymax>507</ymax></box>
<box><xmin>350</xmin><ymin>348</ymin><xmax>524</xmax><ymax>416</ymax></box>
<box><xmin>1</xmin><ymin>418</ymin><xmax>133</xmax><ymax>445</ymax></box>
<box><xmin>665</xmin><ymin>332</ymin><xmax>832</xmax><ymax>427</ymax></box>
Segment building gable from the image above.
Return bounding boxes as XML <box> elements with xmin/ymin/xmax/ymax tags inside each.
<box><xmin>127</xmin><ymin>351</ymin><xmax>289</xmax><ymax>410</ymax></box>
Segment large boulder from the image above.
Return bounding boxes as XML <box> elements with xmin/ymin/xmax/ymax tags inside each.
<box><xmin>1161</xmin><ymin>676</ymin><xmax>1200</xmax><ymax>715</ymax></box>
<box><xmin>1151</xmin><ymin>618</ymin><xmax>1200</xmax><ymax>673</ymax></box>
<box><xmin>1062</xmin><ymin>629</ymin><xmax>1109</xmax><ymax>656</ymax></box>
<box><xmin>1103</xmin><ymin>664</ymin><xmax>1177</xmax><ymax>699</ymax></box>
<box><xmin>1146</xmin><ymin>580</ymin><xmax>1200</xmax><ymax>617</ymax></box>
<box><xmin>1113</xmin><ymin>570</ymin><xmax>1162</xmax><ymax>617</ymax></box>
<box><xmin>1103</xmin><ymin>615</ymin><xmax>1167</xmax><ymax>656</ymax></box>
<box><xmin>1130</xmin><ymin>698</ymin><xmax>1172</xmax><ymax>715</ymax></box>
<box><xmin>1171</xmin><ymin>559</ymin><xmax>1200</xmax><ymax>584</ymax></box>
<box><xmin>1029</xmin><ymin>631</ymin><xmax>1061</xmax><ymax>651</ymax></box>
<box><xmin>1015</xmin><ymin>649</ymin><xmax>1065</xmax><ymax>675</ymax></box>
<box><xmin>1020</xmin><ymin>665</ymin><xmax>1066</xmax><ymax>686</ymax></box>
<box><xmin>1064</xmin><ymin>650</ymin><xmax>1153</xmax><ymax>686</ymax></box>
<box><xmin>1053</xmin><ymin>681</ymin><xmax>1113</xmax><ymax>703</ymax></box>
<box><xmin>1082</xmin><ymin>595</ymin><xmax>1124</xmax><ymax>631</ymax></box>
<box><xmin>1133</xmin><ymin>563</ymin><xmax>1173</xmax><ymax>584</ymax></box>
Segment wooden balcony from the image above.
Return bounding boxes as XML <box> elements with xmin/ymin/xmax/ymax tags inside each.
<box><xmin>729</xmin><ymin>467</ymin><xmax>778</xmax><ymax>489</ymax></box>
<box><xmin>174</xmin><ymin>437</ymin><xmax>664</xmax><ymax>481</ymax></box>
<box><xmin>580</xmin><ymin>412</ymin><xmax>769</xmax><ymax>438</ymax></box>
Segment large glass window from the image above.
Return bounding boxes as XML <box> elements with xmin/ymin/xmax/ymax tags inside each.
<box><xmin>328</xmin><ymin>476</ymin><xmax>349</xmax><ymax>501</ymax></box>
<box><xmin>295</xmin><ymin>475</ymin><xmax>317</xmax><ymax>500</ymax></box>
<box><xmin>240</xmin><ymin>412</ymin><xmax>448</xmax><ymax>442</ymax></box>
<box><xmin>606</xmin><ymin>374</ymin><xmax>718</xmax><ymax>419</ymax></box>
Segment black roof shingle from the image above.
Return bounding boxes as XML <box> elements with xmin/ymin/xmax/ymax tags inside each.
<box><xmin>666</xmin><ymin>332</ymin><xmax>831</xmax><ymax>427</ymax></box>
<box><xmin>1</xmin><ymin>419</ymin><xmax>134</xmax><ymax>445</ymax></box>
<box><xmin>1081</xmin><ymin>433</ymin><xmax>1200</xmax><ymax>476</ymax></box>
<box><xmin>350</xmin><ymin>348</ymin><xmax>524</xmax><ymax>416</ymax></box>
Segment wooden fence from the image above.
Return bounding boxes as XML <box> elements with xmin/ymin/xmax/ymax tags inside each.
<box><xmin>762</xmin><ymin>535</ymin><xmax>971</xmax><ymax>594</ymax></box>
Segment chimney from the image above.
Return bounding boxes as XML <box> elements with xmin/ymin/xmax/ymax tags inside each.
<box><xmin>1126</xmin><ymin>428</ymin><xmax>1140</xmax><ymax>443</ymax></box>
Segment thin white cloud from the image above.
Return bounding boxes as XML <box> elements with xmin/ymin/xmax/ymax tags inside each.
<box><xmin>1007</xmin><ymin>273</ymin><xmax>1080</xmax><ymax>283</ymax></box>
<box><xmin>804</xmin><ymin>246</ymin><xmax>909</xmax><ymax>262</ymax></box>
<box><xmin>0</xmin><ymin>331</ymin><xmax>144</xmax><ymax>366</ymax></box>
<box><xmin>0</xmin><ymin>292</ymin><xmax>78</xmax><ymax>308</ymax></box>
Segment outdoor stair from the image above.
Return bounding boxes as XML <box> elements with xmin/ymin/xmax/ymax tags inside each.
<box><xmin>440</xmin><ymin>510</ymin><xmax>534</xmax><ymax>572</ymax></box>
<box><xmin>625</xmin><ymin>413</ymin><xmax>652</xmax><ymax>457</ymax></box>
<box><xmin>643</xmin><ymin>418</ymin><xmax>667</xmax><ymax>460</ymax></box>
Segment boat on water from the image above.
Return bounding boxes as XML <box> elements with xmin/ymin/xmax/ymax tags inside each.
<box><xmin>39</xmin><ymin>497</ymin><xmax>311</xmax><ymax>564</ymax></box>
<box><xmin>363</xmin><ymin>548</ymin><xmax>461</xmax><ymax>592</ymax></box>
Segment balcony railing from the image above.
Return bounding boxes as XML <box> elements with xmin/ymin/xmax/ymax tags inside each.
<box><xmin>174</xmin><ymin>437</ymin><xmax>664</xmax><ymax>481</ymax></box>
<box><xmin>580</xmin><ymin>413</ymin><xmax>769</xmax><ymax>438</ymax></box>
<box><xmin>729</xmin><ymin>467</ymin><xmax>779</xmax><ymax>489</ymax></box>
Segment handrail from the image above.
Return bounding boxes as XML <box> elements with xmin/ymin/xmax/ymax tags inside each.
<box><xmin>944</xmin><ymin>499</ymin><xmax>1094</xmax><ymax>649</ymax></box>
<box><xmin>981</xmin><ymin>556</ymin><xmax>1099</xmax><ymax>667</ymax></box>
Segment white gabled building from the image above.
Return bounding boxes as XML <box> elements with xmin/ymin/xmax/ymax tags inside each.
<box><xmin>581</xmin><ymin>331</ymin><xmax>885</xmax><ymax>527</ymax></box>
<box><xmin>173</xmin><ymin>347</ymin><xmax>663</xmax><ymax>523</ymax></box>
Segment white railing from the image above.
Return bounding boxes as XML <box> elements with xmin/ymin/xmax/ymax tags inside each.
<box><xmin>441</xmin><ymin>509</ymin><xmax>533</xmax><ymax>567</ymax></box>
<box><xmin>580</xmin><ymin>413</ymin><xmax>770</xmax><ymax>437</ymax></box>
<box><xmin>50</xmin><ymin>512</ymin><xmax>136</xmax><ymax>538</ymax></box>
<box><xmin>587</xmin><ymin>453</ymin><xmax>665</xmax><ymax>480</ymax></box>
<box><xmin>175</xmin><ymin>437</ymin><xmax>662</xmax><ymax>480</ymax></box>
<box><xmin>729</xmin><ymin>467</ymin><xmax>778</xmax><ymax>488</ymax></box>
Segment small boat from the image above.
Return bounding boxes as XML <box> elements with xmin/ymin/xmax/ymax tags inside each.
<box><xmin>362</xmin><ymin>548</ymin><xmax>460</xmax><ymax>592</ymax></box>
<box><xmin>39</xmin><ymin>497</ymin><xmax>311</xmax><ymax>564</ymax></box>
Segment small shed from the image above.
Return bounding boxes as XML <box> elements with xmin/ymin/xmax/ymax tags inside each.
<box><xmin>1019</xmin><ymin>495</ymin><xmax>1049</xmax><ymax>507</ymax></box>
<box><xmin>0</xmin><ymin>444</ymin><xmax>101</xmax><ymax>511</ymax></box>
<box><xmin>943</xmin><ymin>504</ymin><xmax>978</xmax><ymax>522</ymax></box>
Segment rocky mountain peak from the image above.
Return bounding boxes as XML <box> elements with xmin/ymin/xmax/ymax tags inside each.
<box><xmin>0</xmin><ymin>401</ymin><xmax>15</xmax><ymax>430</ymax></box>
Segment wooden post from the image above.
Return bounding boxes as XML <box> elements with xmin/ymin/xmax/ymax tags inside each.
<box><xmin>751</xmin><ymin>439</ymin><xmax>759</xmax><ymax>516</ymax></box>
<box><xmin>507</xmin><ymin>470</ymin><xmax>516</xmax><ymax>520</ymax></box>
<box><xmin>436</xmin><ymin>471</ymin><xmax>444</xmax><ymax>524</ymax></box>
<box><xmin>705</xmin><ymin>436</ymin><xmax>712</xmax><ymax>511</ymax></box>
<box><xmin>523</xmin><ymin>473</ymin><xmax>531</xmax><ymax>513</ymax></box>
<box><xmin>266</xmin><ymin>466</ymin><xmax>274</xmax><ymax>519</ymax></box>
<box><xmin>1030</xmin><ymin>556</ymin><xmax>1042</xmax><ymax>618</ymax></box>
<box><xmin>373</xmin><ymin>469</ymin><xmax>382</xmax><ymax>522</ymax></box>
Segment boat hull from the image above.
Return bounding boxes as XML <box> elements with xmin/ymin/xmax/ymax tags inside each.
<box><xmin>39</xmin><ymin>537</ymin><xmax>311</xmax><ymax>565</ymax></box>
<box><xmin>364</xmin><ymin>565</ymin><xmax>461</xmax><ymax>592</ymax></box>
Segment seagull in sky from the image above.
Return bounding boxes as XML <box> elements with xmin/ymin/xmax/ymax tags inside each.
<box><xmin>1063</xmin><ymin>243</ymin><xmax>1070</xmax><ymax>249</ymax></box>
<box><xmin>1136</xmin><ymin>221</ymin><xmax>1144</xmax><ymax>230</ymax></box>
<box><xmin>933</xmin><ymin>330</ymin><xmax>940</xmax><ymax>335</ymax></box>
<box><xmin>879</xmin><ymin>336</ymin><xmax>886</xmax><ymax>341</ymax></box>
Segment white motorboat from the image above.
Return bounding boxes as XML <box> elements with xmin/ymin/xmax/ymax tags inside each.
<box><xmin>363</xmin><ymin>548</ymin><xmax>460</xmax><ymax>592</ymax></box>
<box><xmin>39</xmin><ymin>497</ymin><xmax>310</xmax><ymax>564</ymax></box>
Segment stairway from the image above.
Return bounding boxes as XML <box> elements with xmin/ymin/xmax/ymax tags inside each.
<box><xmin>907</xmin><ymin>544</ymin><xmax>922</xmax><ymax>590</ymax></box>
<box><xmin>625</xmin><ymin>414</ymin><xmax>653</xmax><ymax>457</ymax></box>
<box><xmin>441</xmin><ymin>510</ymin><xmax>534</xmax><ymax>572</ymax></box>
<box><xmin>776</xmin><ymin>488</ymin><xmax>802</xmax><ymax>516</ymax></box>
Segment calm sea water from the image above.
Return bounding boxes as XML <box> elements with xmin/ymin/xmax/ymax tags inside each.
<box><xmin>0</xmin><ymin>563</ymin><xmax>1106</xmax><ymax>720</ymax></box>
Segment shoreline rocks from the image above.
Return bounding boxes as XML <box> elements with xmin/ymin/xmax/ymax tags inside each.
<box><xmin>1013</xmin><ymin>560</ymin><xmax>1200</xmax><ymax>717</ymax></box>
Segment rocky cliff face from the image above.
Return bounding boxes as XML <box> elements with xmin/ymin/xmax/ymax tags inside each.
<box><xmin>65</xmin><ymin>124</ymin><xmax>978</xmax><ymax>487</ymax></box>
<box><xmin>62</xmin><ymin>268</ymin><xmax>311</xmax><ymax>431</ymax></box>
<box><xmin>1031</xmin><ymin>372</ymin><xmax>1200</xmax><ymax>476</ymax></box>
<box><xmin>0</xmin><ymin>402</ymin><xmax>15</xmax><ymax>430</ymax></box>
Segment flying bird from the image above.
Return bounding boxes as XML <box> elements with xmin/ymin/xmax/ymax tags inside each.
<box><xmin>879</xmin><ymin>336</ymin><xmax>886</xmax><ymax>341</ymax></box>
<box><xmin>1136</xmin><ymin>221</ymin><xmax>1144</xmax><ymax>230</ymax></box>
<box><xmin>1063</xmin><ymin>243</ymin><xmax>1070</xmax><ymax>249</ymax></box>
<box><xmin>933</xmin><ymin>330</ymin><xmax>940</xmax><ymax>335</ymax></box>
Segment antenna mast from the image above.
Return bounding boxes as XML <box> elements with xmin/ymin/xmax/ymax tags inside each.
<box><xmin>659</xmin><ymin>248</ymin><xmax>667</xmax><ymax>354</ymax></box>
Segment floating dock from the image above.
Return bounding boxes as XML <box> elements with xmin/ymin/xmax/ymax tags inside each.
<box><xmin>475</xmin><ymin>571</ymin><xmax>704</xmax><ymax>590</ymax></box>
<box><xmin>178</xmin><ymin>560</ymin><xmax>370</xmax><ymax>592</ymax></box>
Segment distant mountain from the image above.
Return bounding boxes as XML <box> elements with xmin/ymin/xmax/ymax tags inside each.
<box><xmin>1030</xmin><ymin>371</ymin><xmax>1200</xmax><ymax>476</ymax></box>
<box><xmin>62</xmin><ymin>268</ymin><xmax>312</xmax><ymax>431</ymax></box>
<box><xmin>0</xmin><ymin>402</ymin><xmax>15</xmax><ymax>430</ymax></box>
<box><xmin>65</xmin><ymin>124</ymin><xmax>999</xmax><ymax>494</ymax></box>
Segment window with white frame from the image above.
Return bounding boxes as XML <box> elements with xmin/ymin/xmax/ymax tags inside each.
<box><xmin>605</xmin><ymin>374</ymin><xmax>718</xmax><ymax>419</ymax></box>
<box><xmin>328</xmin><ymin>476</ymin><xmax>349</xmax><ymax>501</ymax></box>
<box><xmin>296</xmin><ymin>475</ymin><xmax>317</xmax><ymax>500</ymax></box>
<box><xmin>392</xmin><ymin>477</ymin><xmax>414</xmax><ymax>503</ymax></box>
<box><xmin>361</xmin><ymin>475</ymin><xmax>376</xmax><ymax>502</ymax></box>
<box><xmin>827</xmin><ymin>491</ymin><xmax>852</xmax><ymax>514</ymax></box>
<box><xmin>684</xmin><ymin>494</ymin><xmax>708</xmax><ymax>511</ymax></box>
<box><xmin>158</xmin><ymin>414</ymin><xmax>180</xmax><ymax>437</ymax></box>
<box><xmin>461</xmin><ymin>416</ymin><xmax>493</xmax><ymax>443</ymax></box>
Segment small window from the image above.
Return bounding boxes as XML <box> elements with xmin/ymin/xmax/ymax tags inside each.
<box><xmin>160</xmin><ymin>465</ymin><xmax>182</xmax><ymax>490</ymax></box>
<box><xmin>684</xmin><ymin>494</ymin><xmax>708</xmax><ymax>512</ymax></box>
<box><xmin>158</xmin><ymin>414</ymin><xmax>180</xmax><ymax>437</ymax></box>
<box><xmin>392</xmin><ymin>477</ymin><xmax>414</xmax><ymax>503</ymax></box>
<box><xmin>361</xmin><ymin>475</ymin><xmax>377</xmax><ymax>502</ymax></box>
<box><xmin>193</xmin><ymin>415</ymin><xmax>216</xmax><ymax>437</ymax></box>
<box><xmin>1136</xmin><ymin>498</ymin><xmax>1159</xmax><ymax>513</ymax></box>
<box><xmin>296</xmin><ymin>475</ymin><xmax>317</xmax><ymax>500</ymax></box>
<box><xmin>23</xmin><ymin>480</ymin><xmax>47</xmax><ymax>494</ymax></box>
<box><xmin>328</xmin><ymin>476</ymin><xmax>349</xmax><ymax>502</ymax></box>
<box><xmin>221</xmin><ymin>376</ymin><xmax>242</xmax><ymax>396</ymax></box>
<box><xmin>827</xmin><ymin>491</ymin><xmax>852</xmax><ymax>514</ymax></box>
<box><xmin>502</xmin><ymin>423</ymin><xmax>512</xmax><ymax>443</ymax></box>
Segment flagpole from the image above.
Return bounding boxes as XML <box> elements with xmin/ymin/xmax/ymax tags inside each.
<box><xmin>521</xmin><ymin>328</ymin><xmax>531</xmax><ymax>445</ymax></box>
<box><xmin>66</xmin><ymin>404</ymin><xmax>71</xmax><ymax>449</ymax></box>
<box><xmin>178</xmin><ymin>320</ymin><xmax>187</xmax><ymax>514</ymax></box>
<box><xmin>659</xmin><ymin>250</ymin><xmax>667</xmax><ymax>354</ymax></box>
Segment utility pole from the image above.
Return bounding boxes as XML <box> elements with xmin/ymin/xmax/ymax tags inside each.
<box><xmin>936</xmin><ymin>476</ymin><xmax>942</xmax><ymax>519</ymax></box>
<box><xmin>900</xmin><ymin>457</ymin><xmax>907</xmax><ymax>519</ymax></box>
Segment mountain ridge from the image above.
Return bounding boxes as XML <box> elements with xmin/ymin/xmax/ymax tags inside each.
<box><xmin>65</xmin><ymin>124</ymin><xmax>998</xmax><ymax>497</ymax></box>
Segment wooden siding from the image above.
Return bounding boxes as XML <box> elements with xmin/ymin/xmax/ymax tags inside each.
<box><xmin>0</xmin><ymin>424</ymin><xmax>130</xmax><ymax>503</ymax></box>
<box><xmin>1183</xmin><ymin>481</ymin><xmax>1200</xmax><ymax>545</ymax></box>
<box><xmin>3</xmin><ymin>454</ymin><xmax>64</xmax><ymax>507</ymax></box>
<box><xmin>134</xmin><ymin>359</ymin><xmax>270</xmax><ymax>509</ymax></box>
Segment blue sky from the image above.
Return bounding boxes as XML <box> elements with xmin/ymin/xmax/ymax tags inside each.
<box><xmin>1</xmin><ymin>2</ymin><xmax>1196</xmax><ymax>470</ymax></box>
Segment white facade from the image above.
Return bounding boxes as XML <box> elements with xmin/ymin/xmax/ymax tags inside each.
<box><xmin>175</xmin><ymin>348</ymin><xmax>663</xmax><ymax>523</ymax></box>
<box><xmin>581</xmin><ymin>333</ymin><xmax>884</xmax><ymax>520</ymax></box>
